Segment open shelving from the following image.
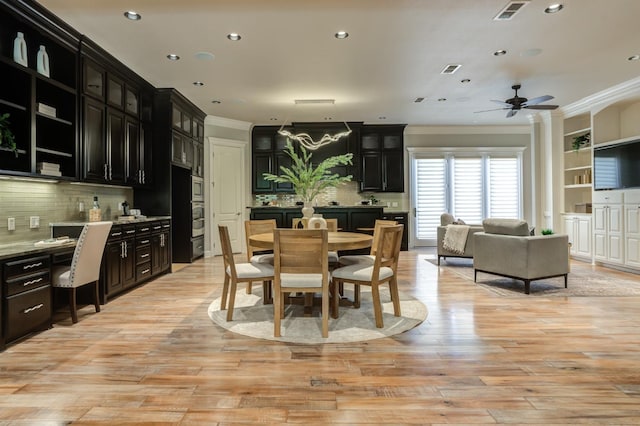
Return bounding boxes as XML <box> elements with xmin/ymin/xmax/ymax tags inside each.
<box><xmin>563</xmin><ymin>114</ymin><xmax>592</xmax><ymax>214</ymax></box>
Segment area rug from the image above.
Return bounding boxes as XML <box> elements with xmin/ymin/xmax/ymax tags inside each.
<box><xmin>208</xmin><ymin>287</ymin><xmax>427</xmax><ymax>344</ymax></box>
<box><xmin>428</xmin><ymin>257</ymin><xmax>640</xmax><ymax>297</ymax></box>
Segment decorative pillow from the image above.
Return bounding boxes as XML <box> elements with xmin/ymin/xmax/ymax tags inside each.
<box><xmin>453</xmin><ymin>218</ymin><xmax>466</xmax><ymax>225</ymax></box>
<box><xmin>440</xmin><ymin>213</ymin><xmax>455</xmax><ymax>226</ymax></box>
<box><xmin>482</xmin><ymin>218</ymin><xmax>530</xmax><ymax>236</ymax></box>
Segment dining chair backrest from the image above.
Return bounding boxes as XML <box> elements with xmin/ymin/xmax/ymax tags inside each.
<box><xmin>274</xmin><ymin>228</ymin><xmax>328</xmax><ymax>276</ymax></box>
<box><xmin>244</xmin><ymin>219</ymin><xmax>276</xmax><ymax>261</ymax></box>
<box><xmin>325</xmin><ymin>218</ymin><xmax>338</xmax><ymax>232</ymax></box>
<box><xmin>370</xmin><ymin>219</ymin><xmax>398</xmax><ymax>256</ymax></box>
<box><xmin>67</xmin><ymin>221</ymin><xmax>112</xmax><ymax>287</ymax></box>
<box><xmin>218</xmin><ymin>225</ymin><xmax>237</xmax><ymax>280</ymax></box>
<box><xmin>373</xmin><ymin>224</ymin><xmax>404</xmax><ymax>270</ymax></box>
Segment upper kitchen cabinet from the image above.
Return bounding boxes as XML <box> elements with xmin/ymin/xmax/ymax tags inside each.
<box><xmin>251</xmin><ymin>123</ymin><xmax>361</xmax><ymax>194</ymax></box>
<box><xmin>359</xmin><ymin>124</ymin><xmax>406</xmax><ymax>192</ymax></box>
<box><xmin>80</xmin><ymin>39</ymin><xmax>154</xmax><ymax>186</ymax></box>
<box><xmin>0</xmin><ymin>1</ymin><xmax>79</xmax><ymax>179</ymax></box>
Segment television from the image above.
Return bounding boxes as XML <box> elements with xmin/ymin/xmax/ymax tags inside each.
<box><xmin>593</xmin><ymin>139</ymin><xmax>640</xmax><ymax>190</ymax></box>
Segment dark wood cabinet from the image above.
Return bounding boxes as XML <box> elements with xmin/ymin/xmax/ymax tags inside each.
<box><xmin>83</xmin><ymin>96</ymin><xmax>106</xmax><ymax>181</ymax></box>
<box><xmin>151</xmin><ymin>221</ymin><xmax>171</xmax><ymax>276</ymax></box>
<box><xmin>250</xmin><ymin>206</ymin><xmax>383</xmax><ymax>231</ymax></box>
<box><xmin>106</xmin><ymin>108</ymin><xmax>126</xmax><ymax>182</ymax></box>
<box><xmin>102</xmin><ymin>224</ymin><xmax>135</xmax><ymax>303</ymax></box>
<box><xmin>383</xmin><ymin>212</ymin><xmax>409</xmax><ymax>251</ymax></box>
<box><xmin>359</xmin><ymin>125</ymin><xmax>406</xmax><ymax>193</ymax></box>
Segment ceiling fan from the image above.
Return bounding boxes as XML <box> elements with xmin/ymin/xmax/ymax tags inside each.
<box><xmin>476</xmin><ymin>84</ymin><xmax>559</xmax><ymax>117</ymax></box>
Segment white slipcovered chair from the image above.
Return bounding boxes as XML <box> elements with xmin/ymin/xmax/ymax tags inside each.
<box><xmin>51</xmin><ymin>221</ymin><xmax>112</xmax><ymax>323</ymax></box>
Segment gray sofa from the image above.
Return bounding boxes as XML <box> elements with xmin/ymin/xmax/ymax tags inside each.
<box><xmin>473</xmin><ymin>218</ymin><xmax>569</xmax><ymax>294</ymax></box>
<box><xmin>437</xmin><ymin>213</ymin><xmax>484</xmax><ymax>265</ymax></box>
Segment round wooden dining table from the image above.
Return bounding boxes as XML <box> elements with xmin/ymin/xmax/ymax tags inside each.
<box><xmin>249</xmin><ymin>231</ymin><xmax>373</xmax><ymax>251</ymax></box>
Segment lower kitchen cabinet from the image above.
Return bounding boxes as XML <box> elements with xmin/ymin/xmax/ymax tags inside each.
<box><xmin>103</xmin><ymin>224</ymin><xmax>136</xmax><ymax>303</ymax></box>
<box><xmin>2</xmin><ymin>254</ymin><xmax>52</xmax><ymax>347</ymax></box>
<box><xmin>382</xmin><ymin>212</ymin><xmax>409</xmax><ymax>251</ymax></box>
<box><xmin>151</xmin><ymin>221</ymin><xmax>171</xmax><ymax>275</ymax></box>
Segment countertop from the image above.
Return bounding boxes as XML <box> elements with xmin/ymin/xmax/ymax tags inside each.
<box><xmin>0</xmin><ymin>239</ymin><xmax>76</xmax><ymax>262</ymax></box>
<box><xmin>248</xmin><ymin>205</ymin><xmax>407</xmax><ymax>213</ymax></box>
<box><xmin>49</xmin><ymin>216</ymin><xmax>171</xmax><ymax>227</ymax></box>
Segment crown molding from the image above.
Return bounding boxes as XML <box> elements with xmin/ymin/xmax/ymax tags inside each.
<box><xmin>561</xmin><ymin>76</ymin><xmax>640</xmax><ymax>118</ymax></box>
<box><xmin>405</xmin><ymin>125</ymin><xmax>530</xmax><ymax>135</ymax></box>
<box><xmin>204</xmin><ymin>115</ymin><xmax>252</xmax><ymax>130</ymax></box>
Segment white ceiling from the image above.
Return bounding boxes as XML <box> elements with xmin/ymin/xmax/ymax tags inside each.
<box><xmin>39</xmin><ymin>0</ymin><xmax>640</xmax><ymax>126</ymax></box>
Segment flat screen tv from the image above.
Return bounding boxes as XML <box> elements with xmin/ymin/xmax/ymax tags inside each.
<box><xmin>593</xmin><ymin>139</ymin><xmax>640</xmax><ymax>190</ymax></box>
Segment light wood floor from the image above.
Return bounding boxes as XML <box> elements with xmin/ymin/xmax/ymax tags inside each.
<box><xmin>1</xmin><ymin>249</ymin><xmax>640</xmax><ymax>424</ymax></box>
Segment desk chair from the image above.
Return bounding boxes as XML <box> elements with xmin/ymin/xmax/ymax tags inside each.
<box><xmin>51</xmin><ymin>221</ymin><xmax>112</xmax><ymax>323</ymax></box>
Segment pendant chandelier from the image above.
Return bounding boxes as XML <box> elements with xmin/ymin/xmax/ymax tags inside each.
<box><xmin>277</xmin><ymin>99</ymin><xmax>352</xmax><ymax>151</ymax></box>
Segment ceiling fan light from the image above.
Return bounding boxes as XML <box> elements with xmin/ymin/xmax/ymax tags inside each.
<box><xmin>166</xmin><ymin>54</ymin><xmax>180</xmax><ymax>61</ymax></box>
<box><xmin>124</xmin><ymin>11</ymin><xmax>141</xmax><ymax>20</ymax></box>
<box><xmin>628</xmin><ymin>54</ymin><xmax>640</xmax><ymax>61</ymax></box>
<box><xmin>544</xmin><ymin>4</ymin><xmax>563</xmax><ymax>14</ymax></box>
<box><xmin>227</xmin><ymin>33</ymin><xmax>241</xmax><ymax>41</ymax></box>
<box><xmin>335</xmin><ymin>31</ymin><xmax>349</xmax><ymax>39</ymax></box>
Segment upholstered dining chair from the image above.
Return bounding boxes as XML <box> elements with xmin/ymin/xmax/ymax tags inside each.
<box><xmin>244</xmin><ymin>219</ymin><xmax>276</xmax><ymax>298</ymax></box>
<box><xmin>337</xmin><ymin>219</ymin><xmax>397</xmax><ymax>266</ymax></box>
<box><xmin>273</xmin><ymin>228</ymin><xmax>330</xmax><ymax>338</ymax></box>
<box><xmin>51</xmin><ymin>221</ymin><xmax>112</xmax><ymax>323</ymax></box>
<box><xmin>219</xmin><ymin>225</ymin><xmax>274</xmax><ymax>321</ymax></box>
<box><xmin>331</xmin><ymin>224</ymin><xmax>404</xmax><ymax>328</ymax></box>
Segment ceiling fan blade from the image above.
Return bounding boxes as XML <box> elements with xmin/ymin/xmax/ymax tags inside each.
<box><xmin>474</xmin><ymin>108</ymin><xmax>510</xmax><ymax>113</ymax></box>
<box><xmin>491</xmin><ymin>100</ymin><xmax>513</xmax><ymax>108</ymax></box>
<box><xmin>506</xmin><ymin>109</ymin><xmax>518</xmax><ymax>118</ymax></box>
<box><xmin>522</xmin><ymin>95</ymin><xmax>554</xmax><ymax>106</ymax></box>
<box><xmin>524</xmin><ymin>104</ymin><xmax>559</xmax><ymax>110</ymax></box>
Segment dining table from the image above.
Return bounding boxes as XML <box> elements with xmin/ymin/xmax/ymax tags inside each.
<box><xmin>249</xmin><ymin>231</ymin><xmax>373</xmax><ymax>252</ymax></box>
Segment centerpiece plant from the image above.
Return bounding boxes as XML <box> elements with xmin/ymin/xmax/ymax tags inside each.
<box><xmin>263</xmin><ymin>140</ymin><xmax>353</xmax><ymax>211</ymax></box>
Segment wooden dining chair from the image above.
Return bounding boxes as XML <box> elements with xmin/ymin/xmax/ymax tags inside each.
<box><xmin>51</xmin><ymin>221</ymin><xmax>112</xmax><ymax>323</ymax></box>
<box><xmin>219</xmin><ymin>225</ymin><xmax>274</xmax><ymax>321</ymax></box>
<box><xmin>338</xmin><ymin>219</ymin><xmax>397</xmax><ymax>266</ymax></box>
<box><xmin>273</xmin><ymin>228</ymin><xmax>330</xmax><ymax>338</ymax></box>
<box><xmin>331</xmin><ymin>224</ymin><xmax>404</xmax><ymax>328</ymax></box>
<box><xmin>244</xmin><ymin>219</ymin><xmax>276</xmax><ymax>298</ymax></box>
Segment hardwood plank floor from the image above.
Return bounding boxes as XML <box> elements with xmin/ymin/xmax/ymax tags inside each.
<box><xmin>1</xmin><ymin>249</ymin><xmax>640</xmax><ymax>424</ymax></box>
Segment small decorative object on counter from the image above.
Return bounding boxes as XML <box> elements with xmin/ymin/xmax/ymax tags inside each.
<box><xmin>89</xmin><ymin>196</ymin><xmax>101</xmax><ymax>222</ymax></box>
<box><xmin>13</xmin><ymin>32</ymin><xmax>28</xmax><ymax>67</ymax></box>
<box><xmin>307</xmin><ymin>214</ymin><xmax>327</xmax><ymax>230</ymax></box>
<box><xmin>36</xmin><ymin>45</ymin><xmax>50</xmax><ymax>77</ymax></box>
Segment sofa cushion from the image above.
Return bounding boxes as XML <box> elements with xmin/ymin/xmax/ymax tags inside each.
<box><xmin>441</xmin><ymin>213</ymin><xmax>455</xmax><ymax>226</ymax></box>
<box><xmin>482</xmin><ymin>218</ymin><xmax>530</xmax><ymax>236</ymax></box>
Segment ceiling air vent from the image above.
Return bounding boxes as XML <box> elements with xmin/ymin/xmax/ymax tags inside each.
<box><xmin>414</xmin><ymin>97</ymin><xmax>425</xmax><ymax>103</ymax></box>
<box><xmin>494</xmin><ymin>0</ymin><xmax>530</xmax><ymax>21</ymax></box>
<box><xmin>441</xmin><ymin>64</ymin><xmax>461</xmax><ymax>75</ymax></box>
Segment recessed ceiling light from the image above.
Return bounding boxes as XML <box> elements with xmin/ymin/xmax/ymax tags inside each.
<box><xmin>628</xmin><ymin>54</ymin><xmax>640</xmax><ymax>61</ymax></box>
<box><xmin>544</xmin><ymin>4</ymin><xmax>563</xmax><ymax>13</ymax></box>
<box><xmin>227</xmin><ymin>33</ymin><xmax>241</xmax><ymax>41</ymax></box>
<box><xmin>335</xmin><ymin>31</ymin><xmax>349</xmax><ymax>39</ymax></box>
<box><xmin>324</xmin><ymin>117</ymin><xmax>333</xmax><ymax>120</ymax></box>
<box><xmin>124</xmin><ymin>11</ymin><xmax>141</xmax><ymax>20</ymax></box>
<box><xmin>193</xmin><ymin>81</ymin><xmax>204</xmax><ymax>86</ymax></box>
<box><xmin>211</xmin><ymin>100</ymin><xmax>221</xmax><ymax>104</ymax></box>
<box><xmin>166</xmin><ymin>54</ymin><xmax>180</xmax><ymax>61</ymax></box>
<box><xmin>438</xmin><ymin>98</ymin><xmax>447</xmax><ymax>102</ymax></box>
<box><xmin>270</xmin><ymin>117</ymin><xmax>278</xmax><ymax>121</ymax></box>
<box><xmin>493</xmin><ymin>49</ymin><xmax>507</xmax><ymax>56</ymax></box>
<box><xmin>460</xmin><ymin>78</ymin><xmax>471</xmax><ymax>83</ymax></box>
<box><xmin>414</xmin><ymin>97</ymin><xmax>425</xmax><ymax>103</ymax></box>
<box><xmin>441</xmin><ymin>64</ymin><xmax>461</xmax><ymax>74</ymax></box>
<box><xmin>378</xmin><ymin>116</ymin><xmax>387</xmax><ymax>120</ymax></box>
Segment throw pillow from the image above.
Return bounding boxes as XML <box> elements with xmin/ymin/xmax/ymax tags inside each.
<box><xmin>453</xmin><ymin>218</ymin><xmax>466</xmax><ymax>225</ymax></box>
<box><xmin>482</xmin><ymin>218</ymin><xmax>530</xmax><ymax>236</ymax></box>
<box><xmin>440</xmin><ymin>213</ymin><xmax>455</xmax><ymax>226</ymax></box>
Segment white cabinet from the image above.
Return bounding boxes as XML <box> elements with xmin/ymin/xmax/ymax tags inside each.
<box><xmin>593</xmin><ymin>191</ymin><xmax>624</xmax><ymax>264</ymax></box>
<box><xmin>562</xmin><ymin>214</ymin><xmax>592</xmax><ymax>259</ymax></box>
<box><xmin>624</xmin><ymin>191</ymin><xmax>640</xmax><ymax>268</ymax></box>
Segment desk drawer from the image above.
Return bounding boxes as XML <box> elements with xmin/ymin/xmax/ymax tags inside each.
<box><xmin>5</xmin><ymin>285</ymin><xmax>51</xmax><ymax>342</ymax></box>
<box><xmin>6</xmin><ymin>270</ymin><xmax>50</xmax><ymax>297</ymax></box>
<box><xmin>136</xmin><ymin>245</ymin><xmax>151</xmax><ymax>264</ymax></box>
<box><xmin>4</xmin><ymin>255</ymin><xmax>50</xmax><ymax>280</ymax></box>
<box><xmin>136</xmin><ymin>262</ymin><xmax>152</xmax><ymax>281</ymax></box>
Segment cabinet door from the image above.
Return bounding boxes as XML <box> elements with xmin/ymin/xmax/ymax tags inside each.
<box><xmin>107</xmin><ymin>75</ymin><xmax>124</xmax><ymax>109</ymax></box>
<box><xmin>104</xmin><ymin>240</ymin><xmax>123</xmax><ymax>295</ymax></box>
<box><xmin>253</xmin><ymin>153</ymin><xmax>274</xmax><ymax>193</ymax></box>
<box><xmin>593</xmin><ymin>205</ymin><xmax>607</xmax><ymax>233</ymax></box>
<box><xmin>576</xmin><ymin>216</ymin><xmax>592</xmax><ymax>257</ymax></box>
<box><xmin>122</xmin><ymin>238</ymin><xmax>136</xmax><ymax>288</ymax></box>
<box><xmin>626</xmin><ymin>204</ymin><xmax>640</xmax><ymax>235</ymax></box>
<box><xmin>84</xmin><ymin>60</ymin><xmax>105</xmax><ymax>100</ymax></box>
<box><xmin>83</xmin><ymin>97</ymin><xmax>107</xmax><ymax>181</ymax></box>
<box><xmin>383</xmin><ymin>150</ymin><xmax>404</xmax><ymax>192</ymax></box>
<box><xmin>609</xmin><ymin>205</ymin><xmax>623</xmax><ymax>234</ymax></box>
<box><xmin>126</xmin><ymin>118</ymin><xmax>141</xmax><ymax>184</ymax></box>
<box><xmin>563</xmin><ymin>216</ymin><xmax>577</xmax><ymax>253</ymax></box>
<box><xmin>274</xmin><ymin>152</ymin><xmax>294</xmax><ymax>192</ymax></box>
<box><xmin>360</xmin><ymin>152</ymin><xmax>383</xmax><ymax>192</ymax></box>
<box><xmin>107</xmin><ymin>109</ymin><xmax>125</xmax><ymax>182</ymax></box>
<box><xmin>172</xmin><ymin>132</ymin><xmax>184</xmax><ymax>163</ymax></box>
<box><xmin>193</xmin><ymin>141</ymin><xmax>204</xmax><ymax>176</ymax></box>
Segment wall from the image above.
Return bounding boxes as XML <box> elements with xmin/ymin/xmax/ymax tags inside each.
<box><xmin>0</xmin><ymin>178</ymin><xmax>132</xmax><ymax>244</ymax></box>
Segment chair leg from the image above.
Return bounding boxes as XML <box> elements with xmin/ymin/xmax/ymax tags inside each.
<box><xmin>437</xmin><ymin>256</ymin><xmax>441</xmax><ymax>265</ymax></box>
<box><xmin>93</xmin><ymin>281</ymin><xmax>101</xmax><ymax>313</ymax></box>
<box><xmin>524</xmin><ymin>280</ymin><xmax>531</xmax><ymax>295</ymax></box>
<box><xmin>354</xmin><ymin>284</ymin><xmax>361</xmax><ymax>309</ymax></box>
<box><xmin>389</xmin><ymin>277</ymin><xmax>401</xmax><ymax>317</ymax></box>
<box><xmin>69</xmin><ymin>288</ymin><xmax>78</xmax><ymax>324</ymax></box>
<box><xmin>321</xmin><ymin>288</ymin><xmax>329</xmax><ymax>338</ymax></box>
<box><xmin>246</xmin><ymin>281</ymin><xmax>253</xmax><ymax>294</ymax></box>
<box><xmin>370</xmin><ymin>283</ymin><xmax>384</xmax><ymax>328</ymax></box>
<box><xmin>226</xmin><ymin>279</ymin><xmax>238</xmax><ymax>321</ymax></box>
<box><xmin>221</xmin><ymin>274</ymin><xmax>230</xmax><ymax>310</ymax></box>
<box><xmin>262</xmin><ymin>280</ymin><xmax>272</xmax><ymax>304</ymax></box>
<box><xmin>331</xmin><ymin>280</ymin><xmax>339</xmax><ymax>319</ymax></box>
<box><xmin>564</xmin><ymin>274</ymin><xmax>568</xmax><ymax>288</ymax></box>
<box><xmin>274</xmin><ymin>291</ymin><xmax>282</xmax><ymax>337</ymax></box>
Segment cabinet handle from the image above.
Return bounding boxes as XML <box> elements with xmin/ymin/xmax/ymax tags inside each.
<box><xmin>126</xmin><ymin>230</ymin><xmax>136</xmax><ymax>234</ymax></box>
<box><xmin>141</xmin><ymin>253</ymin><xmax>150</xmax><ymax>258</ymax></box>
<box><xmin>140</xmin><ymin>239</ymin><xmax>150</xmax><ymax>244</ymax></box>
<box><xmin>152</xmin><ymin>226</ymin><xmax>161</xmax><ymax>231</ymax></box>
<box><xmin>163</xmin><ymin>224</ymin><xmax>170</xmax><ymax>228</ymax></box>
<box><xmin>109</xmin><ymin>164</ymin><xmax>113</xmax><ymax>180</ymax></box>
<box><xmin>112</xmin><ymin>232</ymin><xmax>122</xmax><ymax>237</ymax></box>
<box><xmin>142</xmin><ymin>170</ymin><xmax>146</xmax><ymax>184</ymax></box>
<box><xmin>140</xmin><ymin>227</ymin><xmax>149</xmax><ymax>232</ymax></box>
<box><xmin>125</xmin><ymin>241</ymin><xmax>128</xmax><ymax>257</ymax></box>
<box><xmin>104</xmin><ymin>164</ymin><xmax>108</xmax><ymax>180</ymax></box>
<box><xmin>23</xmin><ymin>277</ymin><xmax>44</xmax><ymax>286</ymax></box>
<box><xmin>23</xmin><ymin>262</ymin><xmax>43</xmax><ymax>270</ymax></box>
<box><xmin>393</xmin><ymin>216</ymin><xmax>403</xmax><ymax>220</ymax></box>
<box><xmin>120</xmin><ymin>241</ymin><xmax>125</xmax><ymax>258</ymax></box>
<box><xmin>141</xmin><ymin>268</ymin><xmax>150</xmax><ymax>275</ymax></box>
<box><xmin>23</xmin><ymin>303</ymin><xmax>44</xmax><ymax>314</ymax></box>
<box><xmin>160</xmin><ymin>234</ymin><xmax>165</xmax><ymax>247</ymax></box>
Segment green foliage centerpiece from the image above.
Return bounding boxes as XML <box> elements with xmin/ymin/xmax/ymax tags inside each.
<box><xmin>263</xmin><ymin>140</ymin><xmax>353</xmax><ymax>217</ymax></box>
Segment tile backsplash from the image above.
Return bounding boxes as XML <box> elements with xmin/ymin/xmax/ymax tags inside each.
<box><xmin>0</xmin><ymin>179</ymin><xmax>132</xmax><ymax>244</ymax></box>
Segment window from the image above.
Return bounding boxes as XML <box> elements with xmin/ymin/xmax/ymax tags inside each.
<box><xmin>411</xmin><ymin>148</ymin><xmax>523</xmax><ymax>245</ymax></box>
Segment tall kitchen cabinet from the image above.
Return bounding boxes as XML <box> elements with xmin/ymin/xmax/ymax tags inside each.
<box><xmin>0</xmin><ymin>1</ymin><xmax>79</xmax><ymax>178</ymax></box>
<box><xmin>80</xmin><ymin>39</ymin><xmax>154</xmax><ymax>186</ymax></box>
<box><xmin>359</xmin><ymin>124</ymin><xmax>406</xmax><ymax>193</ymax></box>
<box><xmin>135</xmin><ymin>89</ymin><xmax>206</xmax><ymax>263</ymax></box>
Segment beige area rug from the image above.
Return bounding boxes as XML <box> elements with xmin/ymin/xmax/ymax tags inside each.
<box><xmin>208</xmin><ymin>286</ymin><xmax>427</xmax><ymax>344</ymax></box>
<box><xmin>428</xmin><ymin>257</ymin><xmax>640</xmax><ymax>297</ymax></box>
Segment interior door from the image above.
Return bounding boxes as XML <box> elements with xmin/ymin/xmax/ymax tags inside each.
<box><xmin>212</xmin><ymin>140</ymin><xmax>246</xmax><ymax>255</ymax></box>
